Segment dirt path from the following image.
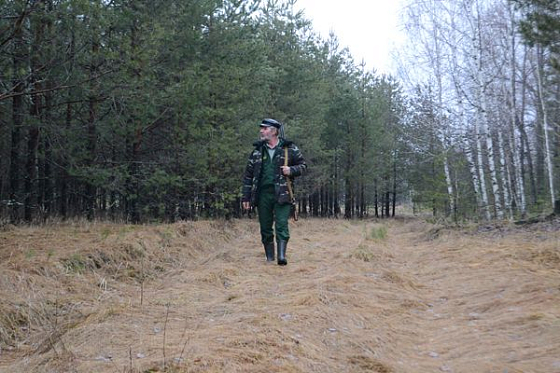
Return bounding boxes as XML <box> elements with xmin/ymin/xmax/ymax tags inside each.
<box><xmin>1</xmin><ymin>218</ymin><xmax>559</xmax><ymax>372</ymax></box>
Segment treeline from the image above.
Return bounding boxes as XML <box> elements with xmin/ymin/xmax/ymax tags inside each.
<box><xmin>0</xmin><ymin>0</ymin><xmax>403</xmax><ymax>223</ymax></box>
<box><xmin>4</xmin><ymin>0</ymin><xmax>556</xmax><ymax>224</ymax></box>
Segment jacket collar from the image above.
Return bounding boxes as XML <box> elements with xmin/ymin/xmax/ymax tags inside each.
<box><xmin>253</xmin><ymin>138</ymin><xmax>292</xmax><ymax>148</ymax></box>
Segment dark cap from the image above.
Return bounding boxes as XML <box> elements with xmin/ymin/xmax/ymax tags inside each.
<box><xmin>260</xmin><ymin>118</ymin><xmax>281</xmax><ymax>129</ymax></box>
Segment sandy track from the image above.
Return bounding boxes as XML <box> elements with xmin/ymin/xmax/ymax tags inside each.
<box><xmin>1</xmin><ymin>218</ymin><xmax>559</xmax><ymax>372</ymax></box>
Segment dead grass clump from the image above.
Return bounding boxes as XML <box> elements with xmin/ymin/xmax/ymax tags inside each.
<box><xmin>175</xmin><ymin>220</ymin><xmax>239</xmax><ymax>241</ymax></box>
<box><xmin>58</xmin><ymin>228</ymin><xmax>199</xmax><ymax>282</ymax></box>
<box><xmin>416</xmin><ymin>224</ymin><xmax>446</xmax><ymax>242</ymax></box>
<box><xmin>527</xmin><ymin>247</ymin><xmax>560</xmax><ymax>268</ymax></box>
<box><xmin>0</xmin><ymin>301</ymin><xmax>29</xmax><ymax>347</ymax></box>
<box><xmin>348</xmin><ymin>355</ymin><xmax>393</xmax><ymax>372</ymax></box>
<box><xmin>209</xmin><ymin>219</ymin><xmax>240</xmax><ymax>233</ymax></box>
<box><xmin>397</xmin><ymin>219</ymin><xmax>432</xmax><ymax>234</ymax></box>
<box><xmin>367</xmin><ymin>225</ymin><xmax>388</xmax><ymax>241</ymax></box>
<box><xmin>400</xmin><ymin>299</ymin><xmax>429</xmax><ymax>311</ymax></box>
<box><xmin>292</xmin><ymin>293</ymin><xmax>322</xmax><ymax>307</ymax></box>
<box><xmin>174</xmin><ymin>220</ymin><xmax>197</xmax><ymax>237</ymax></box>
<box><xmin>59</xmin><ymin>243</ymin><xmax>149</xmax><ymax>281</ymax></box>
<box><xmin>59</xmin><ymin>253</ymin><xmax>89</xmax><ymax>274</ymax></box>
<box><xmin>0</xmin><ymin>297</ymin><xmax>85</xmax><ymax>353</ymax></box>
<box><xmin>0</xmin><ymin>222</ymin><xmax>16</xmax><ymax>232</ymax></box>
<box><xmin>525</xmin><ymin>313</ymin><xmax>546</xmax><ymax>321</ymax></box>
<box><xmin>349</xmin><ymin>245</ymin><xmax>378</xmax><ymax>262</ymax></box>
<box><xmin>381</xmin><ymin>270</ymin><xmax>419</xmax><ymax>289</ymax></box>
<box><xmin>195</xmin><ymin>272</ymin><xmax>231</xmax><ymax>288</ymax></box>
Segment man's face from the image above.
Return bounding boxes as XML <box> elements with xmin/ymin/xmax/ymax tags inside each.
<box><xmin>259</xmin><ymin>125</ymin><xmax>277</xmax><ymax>142</ymax></box>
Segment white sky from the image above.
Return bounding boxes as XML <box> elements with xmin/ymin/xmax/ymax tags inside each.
<box><xmin>293</xmin><ymin>0</ymin><xmax>405</xmax><ymax>75</ymax></box>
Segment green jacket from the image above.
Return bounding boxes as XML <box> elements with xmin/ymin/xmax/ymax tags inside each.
<box><xmin>242</xmin><ymin>139</ymin><xmax>307</xmax><ymax>206</ymax></box>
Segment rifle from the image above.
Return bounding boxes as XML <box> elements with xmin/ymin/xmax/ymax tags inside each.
<box><xmin>284</xmin><ymin>146</ymin><xmax>298</xmax><ymax>221</ymax></box>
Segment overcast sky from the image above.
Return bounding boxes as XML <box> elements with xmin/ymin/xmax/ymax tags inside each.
<box><xmin>293</xmin><ymin>0</ymin><xmax>406</xmax><ymax>75</ymax></box>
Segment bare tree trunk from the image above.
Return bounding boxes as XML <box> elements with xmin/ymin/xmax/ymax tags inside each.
<box><xmin>498</xmin><ymin>131</ymin><xmax>512</xmax><ymax>219</ymax></box>
<box><xmin>483</xmin><ymin>111</ymin><xmax>503</xmax><ymax>219</ymax></box>
<box><xmin>25</xmin><ymin>6</ymin><xmax>47</xmax><ymax>223</ymax></box>
<box><xmin>60</xmin><ymin>93</ymin><xmax>72</xmax><ymax>219</ymax></box>
<box><xmin>334</xmin><ymin>148</ymin><xmax>340</xmax><ymax>217</ymax></box>
<box><xmin>455</xmin><ymin>90</ymin><xmax>482</xmax><ymax>216</ymax></box>
<box><xmin>86</xmin><ymin>95</ymin><xmax>97</xmax><ymax>220</ymax></box>
<box><xmin>42</xmin><ymin>81</ymin><xmax>54</xmax><ymax>221</ymax></box>
<box><xmin>473</xmin><ymin>0</ymin><xmax>492</xmax><ymax>220</ymax></box>
<box><xmin>475</xmin><ymin>112</ymin><xmax>491</xmax><ymax>220</ymax></box>
<box><xmin>42</xmin><ymin>2</ymin><xmax>54</xmax><ymax>221</ymax></box>
<box><xmin>506</xmin><ymin>39</ymin><xmax>528</xmax><ymax>217</ymax></box>
<box><xmin>464</xmin><ymin>131</ymin><xmax>481</xmax><ymax>212</ymax></box>
<box><xmin>392</xmin><ymin>154</ymin><xmax>397</xmax><ymax>217</ymax></box>
<box><xmin>516</xmin><ymin>22</ymin><xmax>537</xmax><ymax>208</ymax></box>
<box><xmin>518</xmin><ymin>123</ymin><xmax>536</xmax><ymax>206</ymax></box>
<box><xmin>344</xmin><ymin>122</ymin><xmax>352</xmax><ymax>219</ymax></box>
<box><xmin>9</xmin><ymin>12</ymin><xmax>26</xmax><ymax>223</ymax></box>
<box><xmin>430</xmin><ymin>0</ymin><xmax>455</xmax><ymax>216</ymax></box>
<box><xmin>24</xmin><ymin>104</ymin><xmax>40</xmax><ymax>223</ymax></box>
<box><xmin>85</xmin><ymin>32</ymin><xmax>100</xmax><ymax>220</ymax></box>
<box><xmin>384</xmin><ymin>175</ymin><xmax>390</xmax><ymax>218</ymax></box>
<box><xmin>510</xmin><ymin>124</ymin><xmax>527</xmax><ymax>216</ymax></box>
<box><xmin>504</xmin><ymin>131</ymin><xmax>517</xmax><ymax>216</ymax></box>
<box><xmin>374</xmin><ymin>178</ymin><xmax>379</xmax><ymax>218</ymax></box>
<box><xmin>448</xmin><ymin>3</ymin><xmax>480</xmax><ymax>218</ymax></box>
<box><xmin>535</xmin><ymin>46</ymin><xmax>556</xmax><ymax>209</ymax></box>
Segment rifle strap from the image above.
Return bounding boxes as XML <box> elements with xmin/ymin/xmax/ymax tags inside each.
<box><xmin>284</xmin><ymin>146</ymin><xmax>298</xmax><ymax>222</ymax></box>
<box><xmin>284</xmin><ymin>146</ymin><xmax>294</xmax><ymax>201</ymax></box>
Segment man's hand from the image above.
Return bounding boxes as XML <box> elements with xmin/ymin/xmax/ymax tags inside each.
<box><xmin>242</xmin><ymin>201</ymin><xmax>251</xmax><ymax>210</ymax></box>
<box><xmin>281</xmin><ymin>166</ymin><xmax>291</xmax><ymax>176</ymax></box>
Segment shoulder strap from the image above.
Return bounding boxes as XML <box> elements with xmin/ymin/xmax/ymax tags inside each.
<box><xmin>284</xmin><ymin>146</ymin><xmax>298</xmax><ymax>221</ymax></box>
<box><xmin>284</xmin><ymin>146</ymin><xmax>294</xmax><ymax>201</ymax></box>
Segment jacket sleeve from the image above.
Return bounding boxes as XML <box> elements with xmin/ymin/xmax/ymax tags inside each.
<box><xmin>242</xmin><ymin>151</ymin><xmax>255</xmax><ymax>202</ymax></box>
<box><xmin>289</xmin><ymin>144</ymin><xmax>307</xmax><ymax>177</ymax></box>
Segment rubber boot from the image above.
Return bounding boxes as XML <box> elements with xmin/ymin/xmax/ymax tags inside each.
<box><xmin>277</xmin><ymin>240</ymin><xmax>287</xmax><ymax>266</ymax></box>
<box><xmin>264</xmin><ymin>242</ymin><xmax>275</xmax><ymax>262</ymax></box>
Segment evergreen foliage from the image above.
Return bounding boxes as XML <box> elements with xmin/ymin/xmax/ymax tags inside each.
<box><xmin>513</xmin><ymin>0</ymin><xmax>560</xmax><ymax>70</ymax></box>
<box><xmin>0</xmin><ymin>0</ymin><xmax>405</xmax><ymax>222</ymax></box>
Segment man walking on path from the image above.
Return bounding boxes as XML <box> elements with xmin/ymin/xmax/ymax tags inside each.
<box><xmin>242</xmin><ymin>118</ymin><xmax>307</xmax><ymax>265</ymax></box>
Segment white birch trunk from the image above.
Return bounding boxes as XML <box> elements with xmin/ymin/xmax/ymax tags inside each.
<box><xmin>498</xmin><ymin>131</ymin><xmax>512</xmax><ymax>219</ymax></box>
<box><xmin>517</xmin><ymin>45</ymin><xmax>528</xmax><ymax>217</ymax></box>
<box><xmin>506</xmin><ymin>6</ymin><xmax>520</xmax><ymax>217</ymax></box>
<box><xmin>448</xmin><ymin>1</ymin><xmax>479</xmax><ymax>215</ymax></box>
<box><xmin>507</xmin><ymin>4</ymin><xmax>527</xmax><ymax>217</ymax></box>
<box><xmin>535</xmin><ymin>48</ymin><xmax>556</xmax><ymax>208</ymax></box>
<box><xmin>475</xmin><ymin>65</ymin><xmax>491</xmax><ymax>220</ymax></box>
<box><xmin>482</xmin><ymin>95</ymin><xmax>504</xmax><ymax>219</ymax></box>
<box><xmin>475</xmin><ymin>110</ymin><xmax>491</xmax><ymax>220</ymax></box>
<box><xmin>471</xmin><ymin>0</ymin><xmax>491</xmax><ymax>220</ymax></box>
<box><xmin>455</xmin><ymin>88</ymin><xmax>482</xmax><ymax>211</ymax></box>
<box><xmin>443</xmin><ymin>151</ymin><xmax>454</xmax><ymax>215</ymax></box>
<box><xmin>510</xmin><ymin>126</ymin><xmax>527</xmax><ymax>215</ymax></box>
<box><xmin>464</xmin><ymin>129</ymin><xmax>482</xmax><ymax>210</ymax></box>
<box><xmin>473</xmin><ymin>0</ymin><xmax>503</xmax><ymax>219</ymax></box>
<box><xmin>510</xmin><ymin>42</ymin><xmax>528</xmax><ymax>217</ymax></box>
<box><xmin>429</xmin><ymin>1</ymin><xmax>455</xmax><ymax>216</ymax></box>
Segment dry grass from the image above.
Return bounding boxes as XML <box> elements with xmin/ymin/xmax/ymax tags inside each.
<box><xmin>0</xmin><ymin>218</ymin><xmax>559</xmax><ymax>372</ymax></box>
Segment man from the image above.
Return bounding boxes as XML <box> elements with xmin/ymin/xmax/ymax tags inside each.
<box><xmin>242</xmin><ymin>118</ymin><xmax>307</xmax><ymax>265</ymax></box>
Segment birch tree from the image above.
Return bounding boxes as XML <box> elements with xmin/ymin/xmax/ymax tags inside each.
<box><xmin>535</xmin><ymin>46</ymin><xmax>557</xmax><ymax>208</ymax></box>
<box><xmin>513</xmin><ymin>0</ymin><xmax>559</xmax><ymax>212</ymax></box>
<box><xmin>402</xmin><ymin>0</ymin><xmax>456</xmax><ymax>217</ymax></box>
<box><xmin>399</xmin><ymin>0</ymin><xmax>545</xmax><ymax>219</ymax></box>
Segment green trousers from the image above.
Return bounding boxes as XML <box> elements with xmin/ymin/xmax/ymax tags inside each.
<box><xmin>257</xmin><ymin>187</ymin><xmax>290</xmax><ymax>244</ymax></box>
